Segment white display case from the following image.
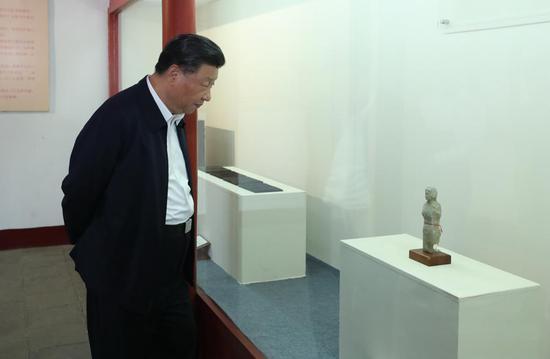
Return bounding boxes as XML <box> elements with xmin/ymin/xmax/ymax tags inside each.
<box><xmin>340</xmin><ymin>234</ymin><xmax>543</xmax><ymax>359</ymax></box>
<box><xmin>198</xmin><ymin>167</ymin><xmax>306</xmax><ymax>284</ymax></box>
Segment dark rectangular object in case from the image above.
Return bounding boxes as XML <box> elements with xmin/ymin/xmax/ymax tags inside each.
<box><xmin>205</xmin><ymin>167</ymin><xmax>282</xmax><ymax>193</ymax></box>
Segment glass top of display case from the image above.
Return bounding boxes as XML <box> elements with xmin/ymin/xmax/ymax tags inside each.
<box><xmin>204</xmin><ymin>166</ymin><xmax>283</xmax><ymax>193</ymax></box>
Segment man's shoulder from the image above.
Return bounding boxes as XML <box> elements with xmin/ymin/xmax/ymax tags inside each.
<box><xmin>102</xmin><ymin>77</ymin><xmax>148</xmax><ymax>110</ymax></box>
<box><xmin>80</xmin><ymin>79</ymin><xmax>145</xmax><ymax>134</ymax></box>
<box><xmin>90</xmin><ymin>77</ymin><xmax>151</xmax><ymax>127</ymax></box>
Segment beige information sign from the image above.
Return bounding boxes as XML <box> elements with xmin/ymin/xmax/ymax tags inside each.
<box><xmin>0</xmin><ymin>0</ymin><xmax>49</xmax><ymax>111</ymax></box>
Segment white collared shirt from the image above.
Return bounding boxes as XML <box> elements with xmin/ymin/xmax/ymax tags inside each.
<box><xmin>146</xmin><ymin>76</ymin><xmax>194</xmax><ymax>225</ymax></box>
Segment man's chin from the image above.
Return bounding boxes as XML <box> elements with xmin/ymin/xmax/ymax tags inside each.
<box><xmin>183</xmin><ymin>108</ymin><xmax>197</xmax><ymax>115</ymax></box>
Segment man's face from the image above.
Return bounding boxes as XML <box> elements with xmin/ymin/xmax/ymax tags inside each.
<box><xmin>167</xmin><ymin>64</ymin><xmax>218</xmax><ymax>114</ymax></box>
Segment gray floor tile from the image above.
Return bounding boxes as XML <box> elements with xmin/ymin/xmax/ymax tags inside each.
<box><xmin>65</xmin><ymin>266</ymin><xmax>76</xmax><ymax>275</ymax></box>
<box><xmin>0</xmin><ymin>345</ymin><xmax>29</xmax><ymax>359</ymax></box>
<box><xmin>0</xmin><ymin>332</ymin><xmax>28</xmax><ymax>355</ymax></box>
<box><xmin>73</xmin><ymin>284</ymin><xmax>86</xmax><ymax>304</ymax></box>
<box><xmin>28</xmin><ymin>323</ymin><xmax>88</xmax><ymax>352</ymax></box>
<box><xmin>23</xmin><ymin>246</ymin><xmax>64</xmax><ymax>256</ymax></box>
<box><xmin>21</xmin><ymin>257</ymin><xmax>66</xmax><ymax>273</ymax></box>
<box><xmin>62</xmin><ymin>246</ymin><xmax>74</xmax><ymax>260</ymax></box>
<box><xmin>0</xmin><ymin>263</ymin><xmax>22</xmax><ymax>280</ymax></box>
<box><xmin>81</xmin><ymin>301</ymin><xmax>87</xmax><ymax>319</ymax></box>
<box><xmin>67</xmin><ymin>270</ymin><xmax>84</xmax><ymax>288</ymax></box>
<box><xmin>25</xmin><ymin>288</ymin><xmax>80</xmax><ymax>314</ymax></box>
<box><xmin>0</xmin><ymin>280</ymin><xmax>25</xmax><ymax>304</ymax></box>
<box><xmin>23</xmin><ymin>275</ymin><xmax>73</xmax><ymax>296</ymax></box>
<box><xmin>0</xmin><ymin>248</ymin><xmax>26</xmax><ymax>264</ymax></box>
<box><xmin>23</xmin><ymin>255</ymin><xmax>64</xmax><ymax>265</ymax></box>
<box><xmin>0</xmin><ymin>245</ymin><xmax>91</xmax><ymax>359</ymax></box>
<box><xmin>21</xmin><ymin>250</ymin><xmax>66</xmax><ymax>272</ymax></box>
<box><xmin>22</xmin><ymin>262</ymin><xmax>70</xmax><ymax>280</ymax></box>
<box><xmin>0</xmin><ymin>301</ymin><xmax>26</xmax><ymax>337</ymax></box>
<box><xmin>27</xmin><ymin>305</ymin><xmax>84</xmax><ymax>330</ymax></box>
<box><xmin>30</xmin><ymin>342</ymin><xmax>90</xmax><ymax>359</ymax></box>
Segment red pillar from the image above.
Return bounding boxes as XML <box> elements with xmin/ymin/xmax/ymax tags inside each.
<box><xmin>107</xmin><ymin>12</ymin><xmax>119</xmax><ymax>96</ymax></box>
<box><xmin>162</xmin><ymin>0</ymin><xmax>196</xmax><ymax>45</ymax></box>
<box><xmin>162</xmin><ymin>0</ymin><xmax>198</xmax><ymax>288</ymax></box>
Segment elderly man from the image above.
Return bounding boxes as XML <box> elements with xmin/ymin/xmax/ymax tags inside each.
<box><xmin>62</xmin><ymin>34</ymin><xmax>225</xmax><ymax>359</ymax></box>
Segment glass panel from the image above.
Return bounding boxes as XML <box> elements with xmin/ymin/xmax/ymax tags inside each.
<box><xmin>117</xmin><ymin>0</ymin><xmax>550</xmax><ymax>357</ymax></box>
<box><xmin>196</xmin><ymin>0</ymin><xmax>549</xmax><ymax>357</ymax></box>
<box><xmin>196</xmin><ymin>1</ymin><xmax>341</xmax><ymax>358</ymax></box>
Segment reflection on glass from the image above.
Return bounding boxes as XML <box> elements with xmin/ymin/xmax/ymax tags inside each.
<box><xmin>197</xmin><ymin>133</ymin><xmax>337</xmax><ymax>357</ymax></box>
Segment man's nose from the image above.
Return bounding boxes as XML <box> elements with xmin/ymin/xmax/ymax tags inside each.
<box><xmin>202</xmin><ymin>89</ymin><xmax>211</xmax><ymax>102</ymax></box>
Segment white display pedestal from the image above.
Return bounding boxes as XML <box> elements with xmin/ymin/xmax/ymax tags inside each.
<box><xmin>198</xmin><ymin>167</ymin><xmax>306</xmax><ymax>284</ymax></box>
<box><xmin>340</xmin><ymin>234</ymin><xmax>543</xmax><ymax>359</ymax></box>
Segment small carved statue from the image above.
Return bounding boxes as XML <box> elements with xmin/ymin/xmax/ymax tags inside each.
<box><xmin>422</xmin><ymin>187</ymin><xmax>442</xmax><ymax>253</ymax></box>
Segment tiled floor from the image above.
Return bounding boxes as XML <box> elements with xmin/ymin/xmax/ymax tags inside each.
<box><xmin>0</xmin><ymin>245</ymin><xmax>91</xmax><ymax>359</ymax></box>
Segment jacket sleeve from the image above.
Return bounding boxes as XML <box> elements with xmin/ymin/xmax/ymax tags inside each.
<box><xmin>61</xmin><ymin>107</ymin><xmax>123</xmax><ymax>243</ymax></box>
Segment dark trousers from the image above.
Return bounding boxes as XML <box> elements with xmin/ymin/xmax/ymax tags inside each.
<box><xmin>86</xmin><ymin>228</ymin><xmax>196</xmax><ymax>359</ymax></box>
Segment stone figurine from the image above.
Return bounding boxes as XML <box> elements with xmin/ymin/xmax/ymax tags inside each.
<box><xmin>422</xmin><ymin>187</ymin><xmax>442</xmax><ymax>253</ymax></box>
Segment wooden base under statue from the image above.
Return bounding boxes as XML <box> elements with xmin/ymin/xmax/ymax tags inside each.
<box><xmin>409</xmin><ymin>249</ymin><xmax>451</xmax><ymax>266</ymax></box>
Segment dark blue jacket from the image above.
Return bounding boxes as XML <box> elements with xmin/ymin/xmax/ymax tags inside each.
<box><xmin>61</xmin><ymin>77</ymin><xmax>194</xmax><ymax>312</ymax></box>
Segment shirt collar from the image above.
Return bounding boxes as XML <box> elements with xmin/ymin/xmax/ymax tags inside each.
<box><xmin>146</xmin><ymin>76</ymin><xmax>185</xmax><ymax>125</ymax></box>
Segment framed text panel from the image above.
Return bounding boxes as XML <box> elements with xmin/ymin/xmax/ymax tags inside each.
<box><xmin>0</xmin><ymin>0</ymin><xmax>49</xmax><ymax>111</ymax></box>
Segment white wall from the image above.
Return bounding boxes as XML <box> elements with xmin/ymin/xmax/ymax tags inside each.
<box><xmin>198</xmin><ymin>0</ymin><xmax>550</xmax><ymax>351</ymax></box>
<box><xmin>119</xmin><ymin>0</ymin><xmax>162</xmax><ymax>90</ymax></box>
<box><xmin>0</xmin><ymin>0</ymin><xmax>108</xmax><ymax>229</ymax></box>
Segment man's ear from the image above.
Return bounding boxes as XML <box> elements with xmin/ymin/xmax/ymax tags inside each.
<box><xmin>167</xmin><ymin>64</ymin><xmax>180</xmax><ymax>82</ymax></box>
